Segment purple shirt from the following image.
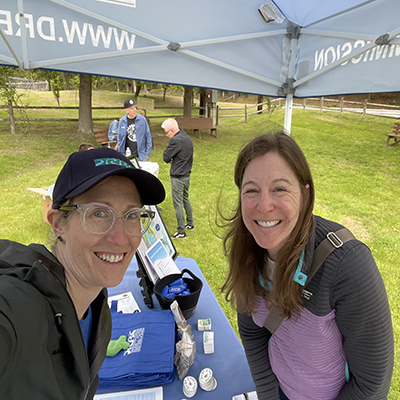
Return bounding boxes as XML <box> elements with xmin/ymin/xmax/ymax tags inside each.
<box><xmin>252</xmin><ymin>295</ymin><xmax>347</xmax><ymax>400</ymax></box>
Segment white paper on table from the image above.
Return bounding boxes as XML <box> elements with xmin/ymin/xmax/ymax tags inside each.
<box><xmin>94</xmin><ymin>386</ymin><xmax>162</xmax><ymax>400</ymax></box>
<box><xmin>232</xmin><ymin>391</ymin><xmax>259</xmax><ymax>400</ymax></box>
<box><xmin>145</xmin><ymin>239</ymin><xmax>180</xmax><ymax>279</ymax></box>
<box><xmin>137</xmin><ymin>161</ymin><xmax>159</xmax><ymax>177</ymax></box>
<box><xmin>107</xmin><ymin>291</ymin><xmax>141</xmax><ymax>313</ymax></box>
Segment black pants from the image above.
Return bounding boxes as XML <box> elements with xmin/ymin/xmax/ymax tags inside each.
<box><xmin>279</xmin><ymin>387</ymin><xmax>290</xmax><ymax>400</ymax></box>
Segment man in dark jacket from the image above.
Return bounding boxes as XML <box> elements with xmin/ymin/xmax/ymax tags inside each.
<box><xmin>162</xmin><ymin>118</ymin><xmax>194</xmax><ymax>239</ymax></box>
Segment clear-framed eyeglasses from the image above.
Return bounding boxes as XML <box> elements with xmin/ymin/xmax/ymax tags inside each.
<box><xmin>58</xmin><ymin>203</ymin><xmax>155</xmax><ymax>237</ymax></box>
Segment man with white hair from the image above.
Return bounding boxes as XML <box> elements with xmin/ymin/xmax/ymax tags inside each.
<box><xmin>161</xmin><ymin>118</ymin><xmax>194</xmax><ymax>239</ymax></box>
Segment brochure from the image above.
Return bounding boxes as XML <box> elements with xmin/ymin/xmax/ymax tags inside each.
<box><xmin>232</xmin><ymin>391</ymin><xmax>259</xmax><ymax>400</ymax></box>
<box><xmin>107</xmin><ymin>291</ymin><xmax>141</xmax><ymax>314</ymax></box>
<box><xmin>94</xmin><ymin>386</ymin><xmax>162</xmax><ymax>400</ymax></box>
<box><xmin>145</xmin><ymin>239</ymin><xmax>180</xmax><ymax>280</ymax></box>
<box><xmin>136</xmin><ymin>205</ymin><xmax>177</xmax><ymax>284</ymax></box>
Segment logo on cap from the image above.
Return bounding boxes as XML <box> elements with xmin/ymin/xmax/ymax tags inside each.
<box><xmin>94</xmin><ymin>158</ymin><xmax>133</xmax><ymax>168</ymax></box>
<box><xmin>124</xmin><ymin>98</ymin><xmax>136</xmax><ymax>108</ymax></box>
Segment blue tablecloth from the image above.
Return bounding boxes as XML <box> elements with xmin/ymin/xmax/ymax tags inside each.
<box><xmin>97</xmin><ymin>256</ymin><xmax>256</xmax><ymax>399</ymax></box>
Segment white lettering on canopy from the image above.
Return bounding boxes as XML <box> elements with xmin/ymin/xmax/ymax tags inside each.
<box><xmin>314</xmin><ymin>38</ymin><xmax>400</xmax><ymax>71</ymax></box>
<box><xmin>0</xmin><ymin>9</ymin><xmax>136</xmax><ymax>50</ymax></box>
<box><xmin>15</xmin><ymin>13</ymin><xmax>35</xmax><ymax>38</ymax></box>
<box><xmin>0</xmin><ymin>10</ymin><xmax>13</xmax><ymax>35</ymax></box>
<box><xmin>37</xmin><ymin>16</ymin><xmax>55</xmax><ymax>41</ymax></box>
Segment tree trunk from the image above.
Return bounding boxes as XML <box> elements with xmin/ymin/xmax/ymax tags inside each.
<box><xmin>257</xmin><ymin>95</ymin><xmax>263</xmax><ymax>113</ymax></box>
<box><xmin>8</xmin><ymin>100</ymin><xmax>15</xmax><ymax>134</ymax></box>
<box><xmin>199</xmin><ymin>89</ymin><xmax>206</xmax><ymax>116</ymax></box>
<box><xmin>163</xmin><ymin>85</ymin><xmax>167</xmax><ymax>102</ymax></box>
<box><xmin>77</xmin><ymin>74</ymin><xmax>92</xmax><ymax>138</ymax></box>
<box><xmin>183</xmin><ymin>87</ymin><xmax>193</xmax><ymax>117</ymax></box>
<box><xmin>135</xmin><ymin>82</ymin><xmax>142</xmax><ymax>99</ymax></box>
<box><xmin>61</xmin><ymin>72</ymin><xmax>69</xmax><ymax>90</ymax></box>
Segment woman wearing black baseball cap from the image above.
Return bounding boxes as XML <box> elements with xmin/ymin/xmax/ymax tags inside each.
<box><xmin>0</xmin><ymin>148</ymin><xmax>165</xmax><ymax>399</ymax></box>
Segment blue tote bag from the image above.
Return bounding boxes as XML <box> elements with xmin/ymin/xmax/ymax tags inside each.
<box><xmin>98</xmin><ymin>307</ymin><xmax>176</xmax><ymax>389</ymax></box>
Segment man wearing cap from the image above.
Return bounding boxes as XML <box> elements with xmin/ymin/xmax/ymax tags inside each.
<box><xmin>161</xmin><ymin>118</ymin><xmax>194</xmax><ymax>239</ymax></box>
<box><xmin>0</xmin><ymin>148</ymin><xmax>165</xmax><ymax>399</ymax></box>
<box><xmin>117</xmin><ymin>99</ymin><xmax>153</xmax><ymax>161</ymax></box>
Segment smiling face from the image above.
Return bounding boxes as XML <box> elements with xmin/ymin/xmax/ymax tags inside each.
<box><xmin>241</xmin><ymin>152</ymin><xmax>305</xmax><ymax>261</ymax></box>
<box><xmin>52</xmin><ymin>176</ymin><xmax>142</xmax><ymax>292</ymax></box>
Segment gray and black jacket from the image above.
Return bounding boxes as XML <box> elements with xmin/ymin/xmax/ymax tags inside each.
<box><xmin>163</xmin><ymin>129</ymin><xmax>193</xmax><ymax>180</ymax></box>
<box><xmin>239</xmin><ymin>216</ymin><xmax>394</xmax><ymax>400</ymax></box>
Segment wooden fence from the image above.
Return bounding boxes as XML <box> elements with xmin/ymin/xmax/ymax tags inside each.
<box><xmin>0</xmin><ymin>105</ymin><xmax>203</xmax><ymax>122</ymax></box>
<box><xmin>0</xmin><ymin>104</ymin><xmax>204</xmax><ymax>135</ymax></box>
<box><xmin>2</xmin><ymin>97</ymin><xmax>399</xmax><ymax>129</ymax></box>
<box><xmin>8</xmin><ymin>77</ymin><xmax>49</xmax><ymax>91</ymax></box>
<box><xmin>216</xmin><ymin>97</ymin><xmax>400</xmax><ymax>124</ymax></box>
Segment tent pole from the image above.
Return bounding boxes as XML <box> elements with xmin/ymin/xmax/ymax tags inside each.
<box><xmin>284</xmin><ymin>94</ymin><xmax>293</xmax><ymax>135</ymax></box>
<box><xmin>17</xmin><ymin>0</ymin><xmax>30</xmax><ymax>69</ymax></box>
<box><xmin>0</xmin><ymin>28</ymin><xmax>22</xmax><ymax>68</ymax></box>
<box><xmin>282</xmin><ymin>24</ymin><xmax>299</xmax><ymax>136</ymax></box>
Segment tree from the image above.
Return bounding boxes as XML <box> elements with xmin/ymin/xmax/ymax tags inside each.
<box><xmin>199</xmin><ymin>88</ymin><xmax>206</xmax><ymax>116</ymax></box>
<box><xmin>31</xmin><ymin>70</ymin><xmax>63</xmax><ymax>105</ymax></box>
<box><xmin>266</xmin><ymin>97</ymin><xmax>276</xmax><ymax>118</ymax></box>
<box><xmin>77</xmin><ymin>74</ymin><xmax>93</xmax><ymax>137</ymax></box>
<box><xmin>134</xmin><ymin>81</ymin><xmax>149</xmax><ymax>99</ymax></box>
<box><xmin>0</xmin><ymin>66</ymin><xmax>27</xmax><ymax>134</ymax></box>
<box><xmin>49</xmin><ymin>72</ymin><xmax>63</xmax><ymax>106</ymax></box>
<box><xmin>183</xmin><ymin>86</ymin><xmax>193</xmax><ymax>117</ymax></box>
<box><xmin>257</xmin><ymin>95</ymin><xmax>263</xmax><ymax>114</ymax></box>
<box><xmin>162</xmin><ymin>84</ymin><xmax>168</xmax><ymax>102</ymax></box>
<box><xmin>51</xmin><ymin>76</ymin><xmax>61</xmax><ymax>106</ymax></box>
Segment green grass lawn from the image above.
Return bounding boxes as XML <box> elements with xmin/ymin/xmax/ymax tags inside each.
<box><xmin>1</xmin><ymin>90</ymin><xmax>399</xmax><ymax>398</ymax></box>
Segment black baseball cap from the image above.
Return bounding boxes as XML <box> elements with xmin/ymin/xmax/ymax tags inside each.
<box><xmin>124</xmin><ymin>99</ymin><xmax>135</xmax><ymax>109</ymax></box>
<box><xmin>52</xmin><ymin>147</ymin><xmax>165</xmax><ymax>208</ymax></box>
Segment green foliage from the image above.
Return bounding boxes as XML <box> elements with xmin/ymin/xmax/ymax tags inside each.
<box><xmin>0</xmin><ymin>91</ymin><xmax>399</xmax><ymax>398</ymax></box>
<box><xmin>266</xmin><ymin>96</ymin><xmax>277</xmax><ymax>117</ymax></box>
<box><xmin>50</xmin><ymin>73</ymin><xmax>62</xmax><ymax>104</ymax></box>
<box><xmin>0</xmin><ymin>67</ymin><xmax>23</xmax><ymax>105</ymax></box>
<box><xmin>31</xmin><ymin>70</ymin><xmax>64</xmax><ymax>105</ymax></box>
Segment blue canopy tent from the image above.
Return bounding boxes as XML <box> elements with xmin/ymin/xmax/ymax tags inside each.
<box><xmin>1</xmin><ymin>0</ymin><xmax>400</xmax><ymax>133</ymax></box>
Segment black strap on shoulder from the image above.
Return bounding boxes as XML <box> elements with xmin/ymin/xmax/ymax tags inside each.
<box><xmin>306</xmin><ymin>228</ymin><xmax>355</xmax><ymax>284</ymax></box>
<box><xmin>263</xmin><ymin>228</ymin><xmax>355</xmax><ymax>334</ymax></box>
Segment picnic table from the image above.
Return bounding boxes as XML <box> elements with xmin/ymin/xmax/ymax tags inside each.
<box><xmin>94</xmin><ymin>128</ymin><xmax>117</xmax><ymax>149</ymax></box>
<box><xmin>176</xmin><ymin>117</ymin><xmax>217</xmax><ymax>139</ymax></box>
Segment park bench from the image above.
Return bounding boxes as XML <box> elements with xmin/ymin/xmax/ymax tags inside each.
<box><xmin>94</xmin><ymin>128</ymin><xmax>117</xmax><ymax>149</ymax></box>
<box><xmin>386</xmin><ymin>122</ymin><xmax>400</xmax><ymax>146</ymax></box>
<box><xmin>175</xmin><ymin>117</ymin><xmax>217</xmax><ymax>139</ymax></box>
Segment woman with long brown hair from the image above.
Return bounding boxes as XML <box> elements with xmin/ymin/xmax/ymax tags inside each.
<box><xmin>220</xmin><ymin>132</ymin><xmax>393</xmax><ymax>400</ymax></box>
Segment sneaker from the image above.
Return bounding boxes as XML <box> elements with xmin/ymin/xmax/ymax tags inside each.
<box><xmin>185</xmin><ymin>224</ymin><xmax>195</xmax><ymax>230</ymax></box>
<box><xmin>171</xmin><ymin>232</ymin><xmax>186</xmax><ymax>239</ymax></box>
